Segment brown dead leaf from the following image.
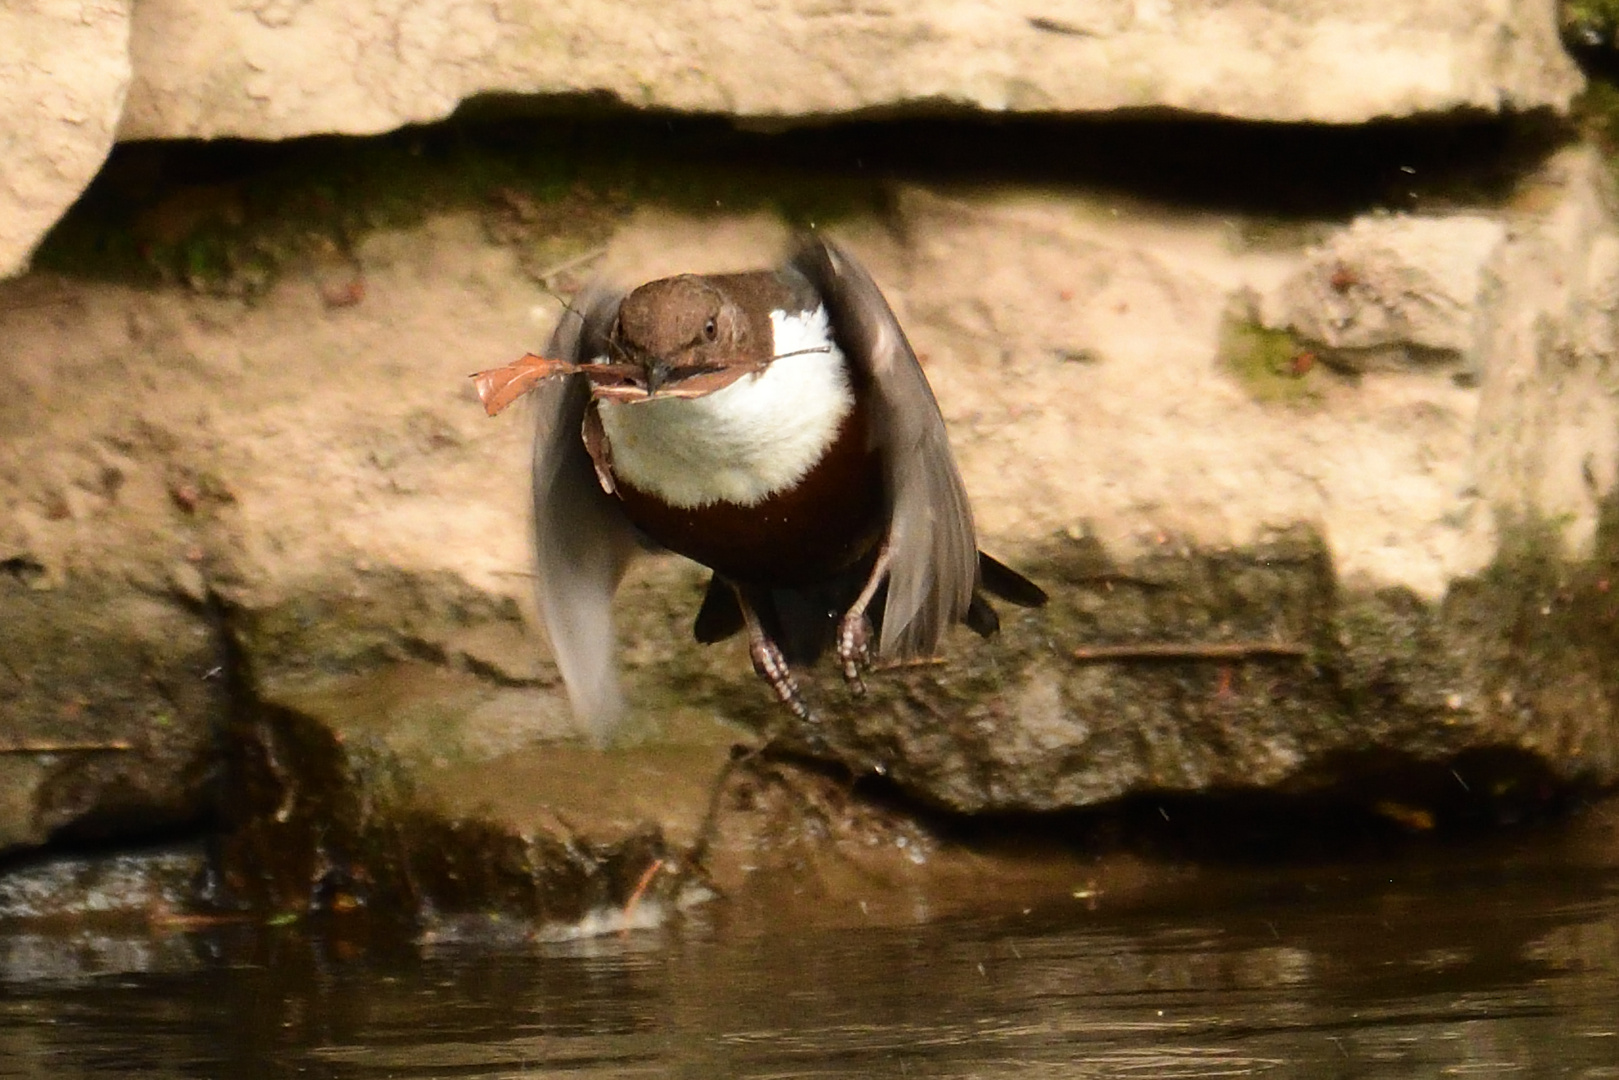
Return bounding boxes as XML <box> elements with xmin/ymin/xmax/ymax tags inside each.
<box><xmin>470</xmin><ymin>354</ymin><xmax>652</xmax><ymax>415</ymax></box>
<box><xmin>470</xmin><ymin>351</ymin><xmax>765</xmax><ymax>415</ymax></box>
<box><xmin>470</xmin><ymin>354</ymin><xmax>581</xmax><ymax>416</ymax></box>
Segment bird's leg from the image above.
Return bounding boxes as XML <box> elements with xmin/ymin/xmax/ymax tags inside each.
<box><xmin>734</xmin><ymin>586</ymin><xmax>815</xmax><ymax>723</ymax></box>
<box><xmin>836</xmin><ymin>541</ymin><xmax>893</xmax><ymax>697</ymax></box>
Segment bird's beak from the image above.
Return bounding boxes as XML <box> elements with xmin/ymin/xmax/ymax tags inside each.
<box><xmin>644</xmin><ymin>359</ymin><xmax>671</xmax><ymax>397</ymax></box>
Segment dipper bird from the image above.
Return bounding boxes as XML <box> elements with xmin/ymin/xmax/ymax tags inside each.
<box><xmin>531</xmin><ymin>235</ymin><xmax>1045</xmax><ymax>739</ymax></box>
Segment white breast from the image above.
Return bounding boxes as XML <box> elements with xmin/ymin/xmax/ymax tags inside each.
<box><xmin>596</xmin><ymin>306</ymin><xmax>852</xmax><ymax>509</ymax></box>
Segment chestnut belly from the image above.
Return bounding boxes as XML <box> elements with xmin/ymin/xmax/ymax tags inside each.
<box><xmin>612</xmin><ymin>412</ymin><xmax>885</xmax><ymax>588</ymax></box>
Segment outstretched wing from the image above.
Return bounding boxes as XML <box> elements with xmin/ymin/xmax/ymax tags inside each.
<box><xmin>531</xmin><ymin>286</ymin><xmax>637</xmax><ymax>741</ymax></box>
<box><xmin>790</xmin><ymin>236</ymin><xmax>978</xmax><ymax>660</ymax></box>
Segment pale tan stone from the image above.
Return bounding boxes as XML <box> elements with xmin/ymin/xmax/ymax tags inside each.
<box><xmin>0</xmin><ymin>0</ymin><xmax>132</xmax><ymax>277</ymax></box>
<box><xmin>116</xmin><ymin>0</ymin><xmax>1583</xmax><ymax>141</ymax></box>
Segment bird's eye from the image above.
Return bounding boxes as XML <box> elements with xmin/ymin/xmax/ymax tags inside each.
<box><xmin>703</xmin><ymin>318</ymin><xmax>718</xmax><ymax>342</ymax></box>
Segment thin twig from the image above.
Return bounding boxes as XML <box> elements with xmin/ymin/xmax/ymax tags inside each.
<box><xmin>873</xmin><ymin>656</ymin><xmax>948</xmax><ymax>671</ymax></box>
<box><xmin>536</xmin><ymin>245</ymin><xmax>608</xmax><ymax>289</ymax></box>
<box><xmin>147</xmin><ymin>908</ymin><xmax>256</xmax><ymax>931</ymax></box>
<box><xmin>1071</xmin><ymin>641</ymin><xmax>1309</xmax><ymax>662</ymax></box>
<box><xmin>0</xmin><ymin>740</ymin><xmax>134</xmax><ymax>754</ymax></box>
<box><xmin>620</xmin><ymin>857</ymin><xmax>665</xmax><ymax>933</ymax></box>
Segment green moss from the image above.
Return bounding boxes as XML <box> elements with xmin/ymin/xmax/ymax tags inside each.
<box><xmin>1570</xmin><ymin>0</ymin><xmax>1619</xmax><ymax>24</ymax></box>
<box><xmin>1444</xmin><ymin>497</ymin><xmax>1619</xmax><ymax>768</ymax></box>
<box><xmin>1577</xmin><ymin>80</ymin><xmax>1619</xmax><ymax>159</ymax></box>
<box><xmin>1218</xmin><ymin>318</ymin><xmax>1326</xmax><ymax>405</ymax></box>
<box><xmin>1566</xmin><ymin>0</ymin><xmax>1619</xmax><ymax>47</ymax></box>
<box><xmin>1327</xmin><ymin>586</ymin><xmax>1461</xmax><ymax>746</ymax></box>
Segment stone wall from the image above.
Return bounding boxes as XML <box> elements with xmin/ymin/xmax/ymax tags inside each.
<box><xmin>0</xmin><ymin>0</ymin><xmax>1586</xmax><ymax>277</ymax></box>
<box><xmin>1</xmin><ymin>0</ymin><xmax>131</xmax><ymax>279</ymax></box>
<box><xmin>3</xmin><ymin>0</ymin><xmax>1618</xmax><ymax>917</ymax></box>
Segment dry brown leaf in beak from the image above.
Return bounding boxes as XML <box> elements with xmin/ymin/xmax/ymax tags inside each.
<box><xmin>471</xmin><ymin>354</ymin><xmax>578</xmax><ymax>416</ymax></box>
<box><xmin>470</xmin><ymin>355</ymin><xmax>648</xmax><ymax>415</ymax></box>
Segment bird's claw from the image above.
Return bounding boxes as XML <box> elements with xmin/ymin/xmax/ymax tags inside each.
<box><xmin>836</xmin><ymin>610</ymin><xmax>873</xmax><ymax>696</ymax></box>
<box><xmin>749</xmin><ymin>635</ymin><xmax>815</xmax><ymax>722</ymax></box>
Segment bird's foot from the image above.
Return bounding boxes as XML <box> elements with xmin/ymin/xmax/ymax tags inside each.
<box><xmin>749</xmin><ymin>635</ymin><xmax>815</xmax><ymax>722</ymax></box>
<box><xmin>836</xmin><ymin>610</ymin><xmax>874</xmax><ymax>697</ymax></box>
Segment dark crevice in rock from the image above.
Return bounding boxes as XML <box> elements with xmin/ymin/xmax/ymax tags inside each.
<box><xmin>450</xmin><ymin>94</ymin><xmax>1569</xmax><ymax>214</ymax></box>
<box><xmin>38</xmin><ymin>785</ymin><xmax>215</xmax><ymax>853</ymax></box>
<box><xmin>0</xmin><ymin>830</ymin><xmax>210</xmax><ymax>882</ymax></box>
<box><xmin>0</xmin><ymin>556</ymin><xmax>47</xmax><ymax>586</ymax></box>
<box><xmin>397</xmin><ymin>636</ymin><xmax>449</xmax><ymax>666</ymax></box>
<box><xmin>763</xmin><ymin>742</ymin><xmax>1582</xmax><ymax>862</ymax></box>
<box><xmin>1565</xmin><ymin>5</ymin><xmax>1619</xmax><ymax>80</ymax></box>
<box><xmin>1572</xmin><ymin>46</ymin><xmax>1619</xmax><ymax>85</ymax></box>
<box><xmin>193</xmin><ymin>588</ymin><xmax>265</xmax><ymax>914</ymax></box>
<box><xmin>35</xmin><ymin>107</ymin><xmax>1570</xmax><ymax>295</ymax></box>
<box><xmin>456</xmin><ymin>652</ymin><xmax>550</xmax><ymax>689</ymax></box>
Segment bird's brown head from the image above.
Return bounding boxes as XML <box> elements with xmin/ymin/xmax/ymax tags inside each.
<box><xmin>600</xmin><ymin>275</ymin><xmax>760</xmax><ymax>400</ymax></box>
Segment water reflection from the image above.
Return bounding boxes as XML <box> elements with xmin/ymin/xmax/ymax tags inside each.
<box><xmin>1</xmin><ymin>845</ymin><xmax>1616</xmax><ymax>1079</ymax></box>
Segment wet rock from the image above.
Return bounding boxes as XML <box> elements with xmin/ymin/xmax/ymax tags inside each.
<box><xmin>767</xmin><ymin>521</ymin><xmax>1616</xmax><ymax>819</ymax></box>
<box><xmin>692</xmin><ymin>754</ymin><xmax>1123</xmax><ymax>928</ymax></box>
<box><xmin>214</xmin><ymin>662</ymin><xmax>727</xmax><ymax>930</ymax></box>
<box><xmin>0</xmin><ymin>0</ymin><xmax>132</xmax><ymax>277</ymax></box>
<box><xmin>0</xmin><ymin>580</ymin><xmax>223</xmax><ymax>857</ymax></box>
<box><xmin>0</xmin><ymin>846</ymin><xmax>209</xmax><ymax>983</ymax></box>
<box><xmin>114</xmin><ymin>0</ymin><xmax>1580</xmax><ymax>142</ymax></box>
<box><xmin>0</xmin><ymin>845</ymin><xmax>205</xmax><ymax>925</ymax></box>
<box><xmin>214</xmin><ymin>667</ymin><xmax>1141</xmax><ymax>931</ymax></box>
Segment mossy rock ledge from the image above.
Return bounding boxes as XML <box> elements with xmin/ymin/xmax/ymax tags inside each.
<box><xmin>204</xmin><ymin>507</ymin><xmax>1619</xmax><ymax>928</ymax></box>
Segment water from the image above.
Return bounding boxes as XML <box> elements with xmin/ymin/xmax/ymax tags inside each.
<box><xmin>1</xmin><ymin>825</ymin><xmax>1617</xmax><ymax>1079</ymax></box>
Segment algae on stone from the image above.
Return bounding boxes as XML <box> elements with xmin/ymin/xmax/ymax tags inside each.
<box><xmin>1218</xmin><ymin>317</ymin><xmax>1329</xmax><ymax>405</ymax></box>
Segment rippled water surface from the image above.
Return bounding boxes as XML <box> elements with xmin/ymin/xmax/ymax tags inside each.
<box><xmin>2</xmin><ymin>826</ymin><xmax>1618</xmax><ymax>1079</ymax></box>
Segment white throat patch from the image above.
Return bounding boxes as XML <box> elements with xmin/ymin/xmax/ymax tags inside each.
<box><xmin>595</xmin><ymin>305</ymin><xmax>852</xmax><ymax>509</ymax></box>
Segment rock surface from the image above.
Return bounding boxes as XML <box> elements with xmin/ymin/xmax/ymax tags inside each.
<box><xmin>115</xmin><ymin>0</ymin><xmax>1583</xmax><ymax>141</ymax></box>
<box><xmin>0</xmin><ymin>579</ymin><xmax>222</xmax><ymax>855</ymax></box>
<box><xmin>3</xmin><ymin>121</ymin><xmax>1618</xmax><ymax>882</ymax></box>
<box><xmin>0</xmin><ymin>0</ymin><xmax>1589</xmax><ymax>283</ymax></box>
<box><xmin>0</xmin><ymin>0</ymin><xmax>132</xmax><ymax>278</ymax></box>
<box><xmin>0</xmin><ymin>846</ymin><xmax>209</xmax><ymax>983</ymax></box>
<box><xmin>215</xmin><ymin>665</ymin><xmax>718</xmax><ymax>929</ymax></box>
